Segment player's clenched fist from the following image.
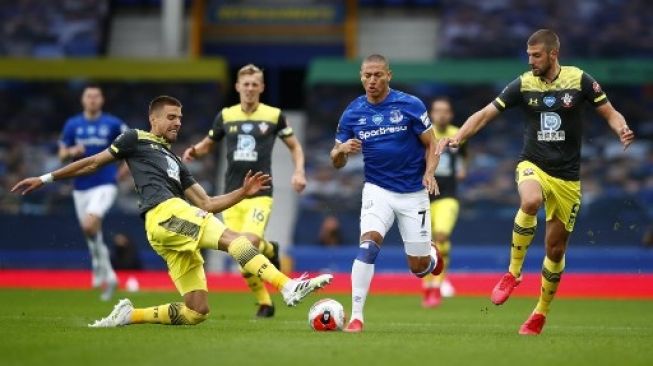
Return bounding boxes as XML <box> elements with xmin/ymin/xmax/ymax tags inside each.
<box><xmin>339</xmin><ymin>138</ymin><xmax>362</xmax><ymax>155</ymax></box>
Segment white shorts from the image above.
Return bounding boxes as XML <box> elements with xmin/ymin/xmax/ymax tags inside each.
<box><xmin>72</xmin><ymin>184</ymin><xmax>118</xmax><ymax>221</ymax></box>
<box><xmin>360</xmin><ymin>183</ymin><xmax>431</xmax><ymax>257</ymax></box>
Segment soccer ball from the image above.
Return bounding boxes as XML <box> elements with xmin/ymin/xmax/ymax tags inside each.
<box><xmin>308</xmin><ymin>298</ymin><xmax>345</xmax><ymax>331</ymax></box>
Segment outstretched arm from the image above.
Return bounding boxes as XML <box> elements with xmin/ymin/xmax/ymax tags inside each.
<box><xmin>281</xmin><ymin>135</ymin><xmax>307</xmax><ymax>193</ymax></box>
<box><xmin>182</xmin><ymin>136</ymin><xmax>216</xmax><ymax>162</ymax></box>
<box><xmin>595</xmin><ymin>102</ymin><xmax>635</xmax><ymax>150</ymax></box>
<box><xmin>437</xmin><ymin>103</ymin><xmax>500</xmax><ymax>154</ymax></box>
<box><xmin>184</xmin><ymin>170</ymin><xmax>271</xmax><ymax>213</ymax></box>
<box><xmin>11</xmin><ymin>149</ymin><xmax>117</xmax><ymax>195</ymax></box>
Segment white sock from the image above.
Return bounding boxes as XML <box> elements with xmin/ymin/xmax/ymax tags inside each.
<box><xmin>95</xmin><ymin>232</ymin><xmax>117</xmax><ymax>284</ymax></box>
<box><xmin>86</xmin><ymin>237</ymin><xmax>101</xmax><ymax>287</ymax></box>
<box><xmin>351</xmin><ymin>259</ymin><xmax>375</xmax><ymax>323</ymax></box>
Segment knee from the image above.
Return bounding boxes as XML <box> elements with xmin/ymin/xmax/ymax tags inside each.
<box><xmin>245</xmin><ymin>234</ymin><xmax>261</xmax><ymax>250</ymax></box>
<box><xmin>408</xmin><ymin>256</ymin><xmax>432</xmax><ymax>277</ymax></box>
<box><xmin>81</xmin><ymin>223</ymin><xmax>98</xmax><ymax>237</ymax></box>
<box><xmin>520</xmin><ymin>195</ymin><xmax>543</xmax><ymax>214</ymax></box>
<box><xmin>546</xmin><ymin>243</ymin><xmax>566</xmax><ymax>262</ymax></box>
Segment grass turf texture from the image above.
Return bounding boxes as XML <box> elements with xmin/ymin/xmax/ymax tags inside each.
<box><xmin>1</xmin><ymin>289</ymin><xmax>652</xmax><ymax>366</ymax></box>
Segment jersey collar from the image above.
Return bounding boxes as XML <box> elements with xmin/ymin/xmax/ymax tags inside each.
<box><xmin>539</xmin><ymin>65</ymin><xmax>562</xmax><ymax>84</ymax></box>
<box><xmin>138</xmin><ymin>129</ymin><xmax>171</xmax><ymax>148</ymax></box>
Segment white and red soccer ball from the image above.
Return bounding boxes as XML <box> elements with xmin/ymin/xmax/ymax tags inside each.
<box><xmin>308</xmin><ymin>298</ymin><xmax>346</xmax><ymax>331</ymax></box>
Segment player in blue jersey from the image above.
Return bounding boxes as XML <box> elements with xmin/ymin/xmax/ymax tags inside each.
<box><xmin>59</xmin><ymin>85</ymin><xmax>128</xmax><ymax>301</ymax></box>
<box><xmin>330</xmin><ymin>54</ymin><xmax>443</xmax><ymax>333</ymax></box>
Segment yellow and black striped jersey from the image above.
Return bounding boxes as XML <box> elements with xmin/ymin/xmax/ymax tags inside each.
<box><xmin>492</xmin><ymin>66</ymin><xmax>608</xmax><ymax>180</ymax></box>
<box><xmin>208</xmin><ymin>103</ymin><xmax>293</xmax><ymax>197</ymax></box>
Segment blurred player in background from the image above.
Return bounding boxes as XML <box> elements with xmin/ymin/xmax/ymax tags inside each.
<box><xmin>422</xmin><ymin>97</ymin><xmax>467</xmax><ymax>308</ymax></box>
<box><xmin>59</xmin><ymin>85</ymin><xmax>128</xmax><ymax>301</ymax></box>
<box><xmin>183</xmin><ymin>64</ymin><xmax>307</xmax><ymax>318</ymax></box>
<box><xmin>13</xmin><ymin>95</ymin><xmax>332</xmax><ymax>328</ymax></box>
<box><xmin>437</xmin><ymin>29</ymin><xmax>635</xmax><ymax>335</ymax></box>
<box><xmin>331</xmin><ymin>54</ymin><xmax>442</xmax><ymax>333</ymax></box>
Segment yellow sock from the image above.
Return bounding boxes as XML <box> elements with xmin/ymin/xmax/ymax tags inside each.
<box><xmin>130</xmin><ymin>303</ymin><xmax>208</xmax><ymax>325</ymax></box>
<box><xmin>241</xmin><ymin>268</ymin><xmax>273</xmax><ymax>305</ymax></box>
<box><xmin>509</xmin><ymin>209</ymin><xmax>537</xmax><ymax>277</ymax></box>
<box><xmin>130</xmin><ymin>304</ymin><xmax>172</xmax><ymax>324</ymax></box>
<box><xmin>434</xmin><ymin>240</ymin><xmax>451</xmax><ymax>285</ymax></box>
<box><xmin>258</xmin><ymin>238</ymin><xmax>275</xmax><ymax>258</ymax></box>
<box><xmin>228</xmin><ymin>236</ymin><xmax>289</xmax><ymax>290</ymax></box>
<box><xmin>535</xmin><ymin>256</ymin><xmax>565</xmax><ymax>315</ymax></box>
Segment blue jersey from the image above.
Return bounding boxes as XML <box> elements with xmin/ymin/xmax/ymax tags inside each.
<box><xmin>336</xmin><ymin>89</ymin><xmax>432</xmax><ymax>193</ymax></box>
<box><xmin>60</xmin><ymin>113</ymin><xmax>127</xmax><ymax>190</ymax></box>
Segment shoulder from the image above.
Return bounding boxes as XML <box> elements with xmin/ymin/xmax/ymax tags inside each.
<box><xmin>561</xmin><ymin>65</ymin><xmax>583</xmax><ymax>77</ymax></box>
<box><xmin>392</xmin><ymin>90</ymin><xmax>425</xmax><ymax>108</ymax></box>
<box><xmin>257</xmin><ymin>103</ymin><xmax>282</xmax><ymax>121</ymax></box>
<box><xmin>112</xmin><ymin>128</ymin><xmax>138</xmax><ymax>146</ymax></box>
<box><xmin>64</xmin><ymin>114</ymin><xmax>83</xmax><ymax>127</ymax></box>
<box><xmin>343</xmin><ymin>95</ymin><xmax>367</xmax><ymax>114</ymax></box>
<box><xmin>121</xmin><ymin>128</ymin><xmax>139</xmax><ymax>139</ymax></box>
<box><xmin>516</xmin><ymin>71</ymin><xmax>532</xmax><ymax>85</ymax></box>
<box><xmin>559</xmin><ymin>65</ymin><xmax>584</xmax><ymax>89</ymax></box>
<box><xmin>220</xmin><ymin>104</ymin><xmax>241</xmax><ymax>120</ymax></box>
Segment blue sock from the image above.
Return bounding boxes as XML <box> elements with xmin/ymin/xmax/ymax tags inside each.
<box><xmin>355</xmin><ymin>240</ymin><xmax>380</xmax><ymax>264</ymax></box>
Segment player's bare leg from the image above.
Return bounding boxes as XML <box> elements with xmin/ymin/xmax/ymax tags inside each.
<box><xmin>520</xmin><ymin>218</ymin><xmax>569</xmax><ymax>335</ymax></box>
<box><xmin>492</xmin><ymin>180</ymin><xmax>542</xmax><ymax>305</ymax></box>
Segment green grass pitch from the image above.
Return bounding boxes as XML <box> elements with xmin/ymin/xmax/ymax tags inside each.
<box><xmin>1</xmin><ymin>289</ymin><xmax>652</xmax><ymax>366</ymax></box>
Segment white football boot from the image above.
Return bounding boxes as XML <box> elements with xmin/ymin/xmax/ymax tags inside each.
<box><xmin>282</xmin><ymin>273</ymin><xmax>333</xmax><ymax>307</ymax></box>
<box><xmin>88</xmin><ymin>298</ymin><xmax>133</xmax><ymax>328</ymax></box>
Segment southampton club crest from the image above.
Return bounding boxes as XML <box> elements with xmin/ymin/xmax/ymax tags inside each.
<box><xmin>562</xmin><ymin>93</ymin><xmax>573</xmax><ymax>108</ymax></box>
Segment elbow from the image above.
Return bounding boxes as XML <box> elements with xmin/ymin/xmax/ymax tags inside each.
<box><xmin>196</xmin><ymin>200</ymin><xmax>212</xmax><ymax>212</ymax></box>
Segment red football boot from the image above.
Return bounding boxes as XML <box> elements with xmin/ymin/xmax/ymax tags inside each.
<box><xmin>422</xmin><ymin>287</ymin><xmax>442</xmax><ymax>308</ymax></box>
<box><xmin>343</xmin><ymin>318</ymin><xmax>364</xmax><ymax>333</ymax></box>
<box><xmin>490</xmin><ymin>272</ymin><xmax>522</xmax><ymax>305</ymax></box>
<box><xmin>519</xmin><ymin>313</ymin><xmax>546</xmax><ymax>335</ymax></box>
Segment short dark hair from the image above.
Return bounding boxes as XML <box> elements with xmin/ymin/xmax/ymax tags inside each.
<box><xmin>149</xmin><ymin>95</ymin><xmax>182</xmax><ymax>115</ymax></box>
<box><xmin>431</xmin><ymin>96</ymin><xmax>452</xmax><ymax>108</ymax></box>
<box><xmin>82</xmin><ymin>83</ymin><xmax>104</xmax><ymax>94</ymax></box>
<box><xmin>362</xmin><ymin>54</ymin><xmax>390</xmax><ymax>69</ymax></box>
<box><xmin>527</xmin><ymin>29</ymin><xmax>560</xmax><ymax>52</ymax></box>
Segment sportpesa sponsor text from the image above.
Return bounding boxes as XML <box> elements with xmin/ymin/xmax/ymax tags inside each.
<box><xmin>357</xmin><ymin>125</ymin><xmax>408</xmax><ymax>140</ymax></box>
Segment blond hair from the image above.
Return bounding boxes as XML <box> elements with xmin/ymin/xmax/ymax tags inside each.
<box><xmin>237</xmin><ymin>64</ymin><xmax>264</xmax><ymax>80</ymax></box>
